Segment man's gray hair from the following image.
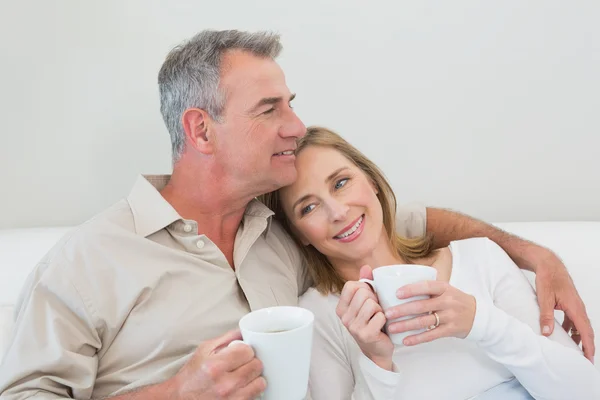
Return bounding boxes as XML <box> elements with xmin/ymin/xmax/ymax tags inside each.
<box><xmin>158</xmin><ymin>30</ymin><xmax>283</xmax><ymax>163</ymax></box>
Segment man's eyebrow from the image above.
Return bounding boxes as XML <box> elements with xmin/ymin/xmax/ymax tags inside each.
<box><xmin>249</xmin><ymin>93</ymin><xmax>296</xmax><ymax>114</ymax></box>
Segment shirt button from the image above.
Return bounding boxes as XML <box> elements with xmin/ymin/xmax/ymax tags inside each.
<box><xmin>196</xmin><ymin>240</ymin><xmax>205</xmax><ymax>249</ymax></box>
<box><xmin>183</xmin><ymin>224</ymin><xmax>192</xmax><ymax>233</ymax></box>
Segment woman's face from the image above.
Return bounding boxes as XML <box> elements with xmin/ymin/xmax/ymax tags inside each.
<box><xmin>279</xmin><ymin>145</ymin><xmax>386</xmax><ymax>264</ymax></box>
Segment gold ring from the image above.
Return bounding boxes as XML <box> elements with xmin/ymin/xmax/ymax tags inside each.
<box><xmin>571</xmin><ymin>328</ymin><xmax>580</xmax><ymax>336</ymax></box>
<box><xmin>428</xmin><ymin>312</ymin><xmax>440</xmax><ymax>330</ymax></box>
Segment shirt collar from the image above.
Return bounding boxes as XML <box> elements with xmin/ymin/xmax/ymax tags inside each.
<box><xmin>126</xmin><ymin>175</ymin><xmax>276</xmax><ymax>237</ymax></box>
<box><xmin>127</xmin><ymin>175</ymin><xmax>182</xmax><ymax>237</ymax></box>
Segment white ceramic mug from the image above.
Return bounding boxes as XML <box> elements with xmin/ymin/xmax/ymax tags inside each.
<box><xmin>360</xmin><ymin>264</ymin><xmax>437</xmax><ymax>345</ymax></box>
<box><xmin>232</xmin><ymin>306</ymin><xmax>314</xmax><ymax>400</ymax></box>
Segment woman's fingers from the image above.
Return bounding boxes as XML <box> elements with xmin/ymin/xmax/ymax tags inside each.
<box><xmin>396</xmin><ymin>280</ymin><xmax>448</xmax><ymax>299</ymax></box>
<box><xmin>356</xmin><ymin>298</ymin><xmax>382</xmax><ymax>324</ymax></box>
<box><xmin>337</xmin><ymin>282</ymin><xmax>377</xmax><ymax>319</ymax></box>
<box><xmin>340</xmin><ymin>287</ymin><xmax>377</xmax><ymax>326</ymax></box>
<box><xmin>388</xmin><ymin>312</ymin><xmax>438</xmax><ymax>334</ymax></box>
<box><xmin>403</xmin><ymin>325</ymin><xmax>452</xmax><ymax>346</ymax></box>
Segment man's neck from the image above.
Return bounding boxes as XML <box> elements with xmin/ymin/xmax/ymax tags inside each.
<box><xmin>159</xmin><ymin>164</ymin><xmax>255</xmax><ymax>269</ymax></box>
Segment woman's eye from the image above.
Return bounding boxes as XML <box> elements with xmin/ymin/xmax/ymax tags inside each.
<box><xmin>334</xmin><ymin>178</ymin><xmax>349</xmax><ymax>190</ymax></box>
<box><xmin>301</xmin><ymin>204</ymin><xmax>315</xmax><ymax>215</ymax></box>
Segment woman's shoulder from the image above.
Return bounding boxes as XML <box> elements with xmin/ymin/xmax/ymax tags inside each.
<box><xmin>448</xmin><ymin>237</ymin><xmax>517</xmax><ymax>290</ymax></box>
<box><xmin>448</xmin><ymin>237</ymin><xmax>508</xmax><ymax>270</ymax></box>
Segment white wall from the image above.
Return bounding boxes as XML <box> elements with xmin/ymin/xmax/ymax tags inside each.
<box><xmin>1</xmin><ymin>0</ymin><xmax>599</xmax><ymax>229</ymax></box>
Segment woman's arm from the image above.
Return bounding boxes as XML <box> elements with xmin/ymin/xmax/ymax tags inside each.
<box><xmin>465</xmin><ymin>239</ymin><xmax>600</xmax><ymax>399</ymax></box>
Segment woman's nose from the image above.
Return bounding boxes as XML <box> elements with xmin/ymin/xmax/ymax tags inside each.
<box><xmin>328</xmin><ymin>200</ymin><xmax>349</xmax><ymax>222</ymax></box>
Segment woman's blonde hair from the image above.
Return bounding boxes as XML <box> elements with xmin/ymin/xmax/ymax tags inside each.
<box><xmin>260</xmin><ymin>126</ymin><xmax>433</xmax><ymax>294</ymax></box>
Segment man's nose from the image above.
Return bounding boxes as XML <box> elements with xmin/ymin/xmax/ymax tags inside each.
<box><xmin>279</xmin><ymin>109</ymin><xmax>306</xmax><ymax>139</ymax></box>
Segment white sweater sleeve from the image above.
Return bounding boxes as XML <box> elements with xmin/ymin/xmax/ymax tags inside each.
<box><xmin>300</xmin><ymin>291</ymin><xmax>401</xmax><ymax>400</ymax></box>
<box><xmin>465</xmin><ymin>238</ymin><xmax>600</xmax><ymax>399</ymax></box>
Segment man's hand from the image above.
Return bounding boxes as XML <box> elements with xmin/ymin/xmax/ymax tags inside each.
<box><xmin>533</xmin><ymin>248</ymin><xmax>595</xmax><ymax>362</ymax></box>
<box><xmin>170</xmin><ymin>329</ymin><xmax>266</xmax><ymax>400</ymax></box>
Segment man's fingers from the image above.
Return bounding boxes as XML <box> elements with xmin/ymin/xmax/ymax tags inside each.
<box><xmin>562</xmin><ymin>315</ymin><xmax>574</xmax><ymax>333</ymax></box>
<box><xmin>396</xmin><ymin>280</ymin><xmax>446</xmax><ymax>299</ymax></box>
<box><xmin>215</xmin><ymin>341</ymin><xmax>256</xmax><ymax>371</ymax></box>
<box><xmin>222</xmin><ymin>357</ymin><xmax>264</xmax><ymax>396</ymax></box>
<box><xmin>233</xmin><ymin>376</ymin><xmax>267</xmax><ymax>400</ymax></box>
<box><xmin>582</xmin><ymin>333</ymin><xmax>595</xmax><ymax>362</ymax></box>
<box><xmin>209</xmin><ymin>329</ymin><xmax>244</xmax><ymax>354</ymax></box>
<box><xmin>535</xmin><ymin>280</ymin><xmax>556</xmax><ymax>336</ymax></box>
<box><xmin>565</xmin><ymin>304</ymin><xmax>595</xmax><ymax>362</ymax></box>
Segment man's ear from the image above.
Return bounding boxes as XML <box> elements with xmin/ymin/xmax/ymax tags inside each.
<box><xmin>182</xmin><ymin>108</ymin><xmax>215</xmax><ymax>155</ymax></box>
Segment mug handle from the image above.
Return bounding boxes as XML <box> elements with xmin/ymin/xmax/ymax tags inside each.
<box><xmin>359</xmin><ymin>278</ymin><xmax>376</xmax><ymax>293</ymax></box>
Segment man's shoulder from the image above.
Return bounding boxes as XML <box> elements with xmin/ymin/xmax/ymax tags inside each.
<box><xmin>39</xmin><ymin>198</ymin><xmax>136</xmax><ymax>267</ymax></box>
<box><xmin>264</xmin><ymin>219</ymin><xmax>300</xmax><ymax>256</ymax></box>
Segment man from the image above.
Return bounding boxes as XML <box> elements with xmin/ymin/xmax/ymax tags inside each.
<box><xmin>0</xmin><ymin>30</ymin><xmax>593</xmax><ymax>399</ymax></box>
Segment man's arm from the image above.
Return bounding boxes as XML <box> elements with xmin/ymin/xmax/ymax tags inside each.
<box><xmin>425</xmin><ymin>207</ymin><xmax>595</xmax><ymax>362</ymax></box>
<box><xmin>427</xmin><ymin>208</ymin><xmax>539</xmax><ymax>270</ymax></box>
<box><xmin>104</xmin><ymin>331</ymin><xmax>265</xmax><ymax>400</ymax></box>
<box><xmin>0</xmin><ymin>264</ymin><xmax>264</xmax><ymax>400</ymax></box>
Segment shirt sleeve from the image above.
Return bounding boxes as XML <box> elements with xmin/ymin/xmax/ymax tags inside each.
<box><xmin>0</xmin><ymin>261</ymin><xmax>101</xmax><ymax>399</ymax></box>
<box><xmin>466</xmin><ymin>238</ymin><xmax>600</xmax><ymax>399</ymax></box>
<box><xmin>395</xmin><ymin>202</ymin><xmax>427</xmax><ymax>239</ymax></box>
<box><xmin>300</xmin><ymin>291</ymin><xmax>401</xmax><ymax>400</ymax></box>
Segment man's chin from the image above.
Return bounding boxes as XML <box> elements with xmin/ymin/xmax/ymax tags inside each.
<box><xmin>272</xmin><ymin>169</ymin><xmax>298</xmax><ymax>189</ymax></box>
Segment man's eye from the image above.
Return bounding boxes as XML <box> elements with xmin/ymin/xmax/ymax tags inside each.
<box><xmin>335</xmin><ymin>178</ymin><xmax>349</xmax><ymax>190</ymax></box>
<box><xmin>263</xmin><ymin>108</ymin><xmax>275</xmax><ymax>115</ymax></box>
<box><xmin>301</xmin><ymin>204</ymin><xmax>315</xmax><ymax>215</ymax></box>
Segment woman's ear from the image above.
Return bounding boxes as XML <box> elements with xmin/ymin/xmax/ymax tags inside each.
<box><xmin>369</xmin><ymin>179</ymin><xmax>379</xmax><ymax>195</ymax></box>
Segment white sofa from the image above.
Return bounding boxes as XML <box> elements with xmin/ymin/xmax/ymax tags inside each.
<box><xmin>1</xmin><ymin>222</ymin><xmax>599</xmax><ymax>369</ymax></box>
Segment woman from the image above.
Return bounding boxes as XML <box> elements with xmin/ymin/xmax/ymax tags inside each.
<box><xmin>260</xmin><ymin>126</ymin><xmax>600</xmax><ymax>399</ymax></box>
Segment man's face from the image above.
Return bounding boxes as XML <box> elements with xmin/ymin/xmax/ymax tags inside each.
<box><xmin>211</xmin><ymin>50</ymin><xmax>306</xmax><ymax>196</ymax></box>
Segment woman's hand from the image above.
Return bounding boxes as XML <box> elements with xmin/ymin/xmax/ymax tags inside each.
<box><xmin>384</xmin><ymin>280</ymin><xmax>476</xmax><ymax>346</ymax></box>
<box><xmin>336</xmin><ymin>268</ymin><xmax>394</xmax><ymax>370</ymax></box>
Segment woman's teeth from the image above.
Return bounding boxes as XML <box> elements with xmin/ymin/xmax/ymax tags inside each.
<box><xmin>335</xmin><ymin>216</ymin><xmax>363</xmax><ymax>239</ymax></box>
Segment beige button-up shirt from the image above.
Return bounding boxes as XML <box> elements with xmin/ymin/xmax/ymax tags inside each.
<box><xmin>0</xmin><ymin>175</ymin><xmax>426</xmax><ymax>399</ymax></box>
